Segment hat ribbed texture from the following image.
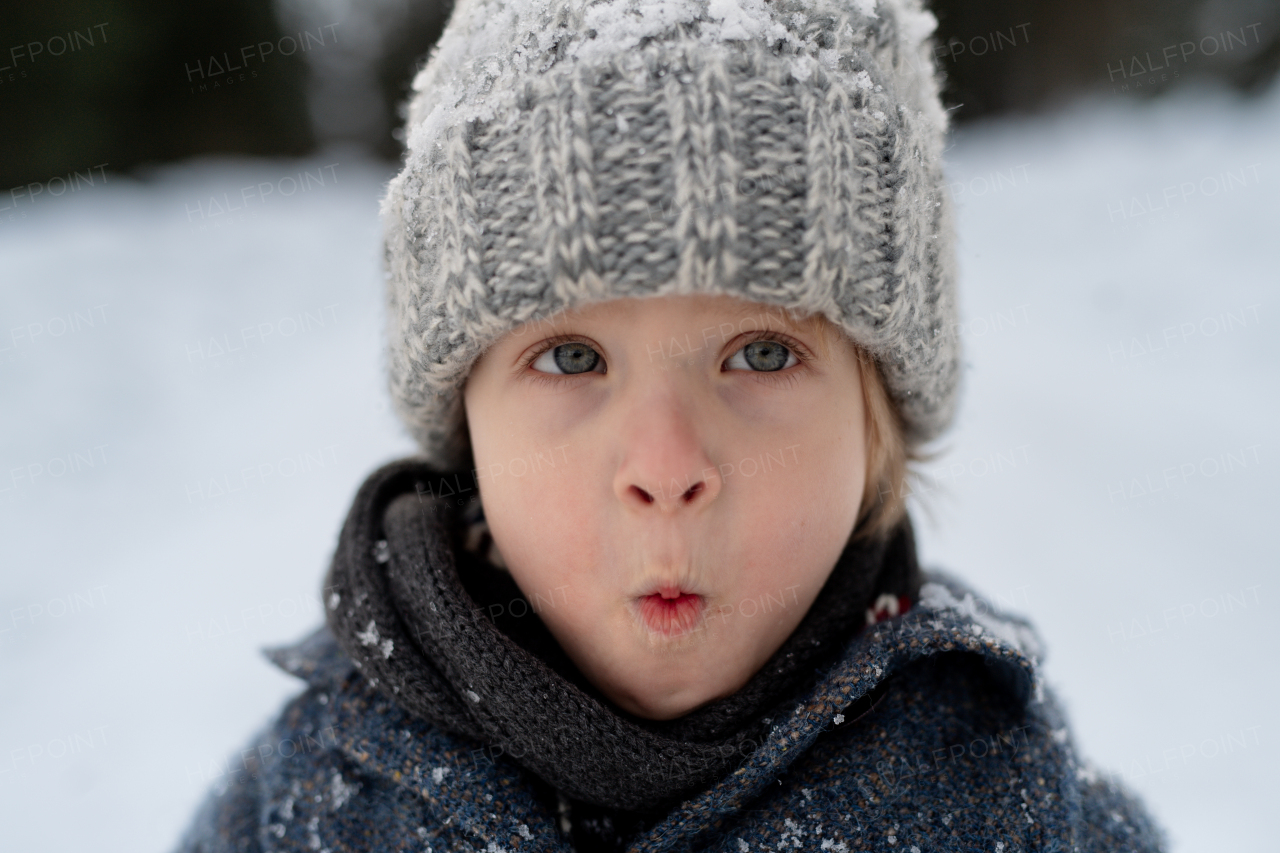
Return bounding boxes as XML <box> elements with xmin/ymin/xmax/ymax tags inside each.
<box><xmin>381</xmin><ymin>0</ymin><xmax>960</xmax><ymax>468</ymax></box>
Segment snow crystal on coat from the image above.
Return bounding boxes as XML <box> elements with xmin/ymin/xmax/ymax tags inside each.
<box><xmin>917</xmin><ymin>582</ymin><xmax>1042</xmax><ymax>660</ymax></box>
<box><xmin>330</xmin><ymin>771</ymin><xmax>359</xmax><ymax>809</ymax></box>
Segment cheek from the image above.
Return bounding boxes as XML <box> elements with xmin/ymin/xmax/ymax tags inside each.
<box><xmin>770</xmin><ymin>405</ymin><xmax>868</xmax><ymax>516</ymax></box>
<box><xmin>816</xmin><ymin>386</ymin><xmax>871</xmax><ymax>512</ymax></box>
<box><xmin>723</xmin><ymin>429</ymin><xmax>866</xmax><ymax>600</ymax></box>
<box><xmin>731</xmin><ymin>477</ymin><xmax>853</xmax><ymax>580</ymax></box>
<box><xmin>482</xmin><ymin>476</ymin><xmax>606</xmax><ymax>615</ymax></box>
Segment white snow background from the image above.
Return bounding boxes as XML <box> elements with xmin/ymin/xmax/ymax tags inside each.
<box><xmin>2</xmin><ymin>81</ymin><xmax>1278</xmax><ymax>851</ymax></box>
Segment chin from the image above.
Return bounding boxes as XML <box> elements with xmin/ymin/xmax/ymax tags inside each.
<box><xmin>613</xmin><ymin>683</ymin><xmax>703</xmax><ymax>720</ymax></box>
<box><xmin>608</xmin><ymin>658</ymin><xmax>741</xmax><ymax>721</ymax></box>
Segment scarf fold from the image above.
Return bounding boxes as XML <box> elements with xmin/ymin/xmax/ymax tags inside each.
<box><xmin>323</xmin><ymin>457</ymin><xmax>920</xmax><ymax>813</ymax></box>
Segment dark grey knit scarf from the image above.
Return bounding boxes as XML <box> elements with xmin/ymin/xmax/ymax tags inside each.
<box><xmin>323</xmin><ymin>457</ymin><xmax>919</xmax><ymax>814</ymax></box>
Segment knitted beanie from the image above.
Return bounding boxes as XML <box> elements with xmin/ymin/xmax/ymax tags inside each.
<box><xmin>381</xmin><ymin>0</ymin><xmax>960</xmax><ymax>469</ymax></box>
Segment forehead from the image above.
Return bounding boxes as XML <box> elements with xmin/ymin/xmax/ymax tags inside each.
<box><xmin>558</xmin><ymin>293</ymin><xmax>825</xmax><ymax>330</ymax></box>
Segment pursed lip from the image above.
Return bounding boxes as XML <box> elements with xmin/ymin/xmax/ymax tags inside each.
<box><xmin>633</xmin><ymin>584</ymin><xmax>706</xmax><ymax>638</ymax></box>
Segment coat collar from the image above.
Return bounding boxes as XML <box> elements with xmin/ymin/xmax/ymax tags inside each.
<box><xmin>264</xmin><ymin>570</ymin><xmax>1044</xmax><ymax>852</ymax></box>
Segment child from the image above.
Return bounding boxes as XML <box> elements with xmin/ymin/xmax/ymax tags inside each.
<box><xmin>176</xmin><ymin>0</ymin><xmax>1166</xmax><ymax>850</ymax></box>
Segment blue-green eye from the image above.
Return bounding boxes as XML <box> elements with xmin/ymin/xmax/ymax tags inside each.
<box><xmin>532</xmin><ymin>341</ymin><xmax>603</xmax><ymax>375</ymax></box>
<box><xmin>724</xmin><ymin>339</ymin><xmax>798</xmax><ymax>372</ymax></box>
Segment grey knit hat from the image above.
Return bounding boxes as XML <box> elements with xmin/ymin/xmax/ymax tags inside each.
<box><xmin>381</xmin><ymin>0</ymin><xmax>959</xmax><ymax>469</ymax></box>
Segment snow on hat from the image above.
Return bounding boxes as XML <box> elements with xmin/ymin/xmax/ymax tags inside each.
<box><xmin>381</xmin><ymin>0</ymin><xmax>960</xmax><ymax>468</ymax></box>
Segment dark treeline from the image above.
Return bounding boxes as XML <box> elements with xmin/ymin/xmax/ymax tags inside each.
<box><xmin>2</xmin><ymin>0</ymin><xmax>1276</xmax><ymax>189</ymax></box>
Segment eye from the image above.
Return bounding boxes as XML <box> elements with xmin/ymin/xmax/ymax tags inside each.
<box><xmin>724</xmin><ymin>337</ymin><xmax>800</xmax><ymax>372</ymax></box>
<box><xmin>530</xmin><ymin>340</ymin><xmax>604</xmax><ymax>375</ymax></box>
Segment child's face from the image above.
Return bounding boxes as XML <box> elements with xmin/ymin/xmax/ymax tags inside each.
<box><xmin>462</xmin><ymin>294</ymin><xmax>867</xmax><ymax>720</ymax></box>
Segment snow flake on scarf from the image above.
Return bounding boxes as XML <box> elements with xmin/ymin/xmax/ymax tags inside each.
<box><xmin>355</xmin><ymin>619</ymin><xmax>395</xmax><ymax>659</ymax></box>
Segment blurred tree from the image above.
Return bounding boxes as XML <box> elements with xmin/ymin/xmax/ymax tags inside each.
<box><xmin>929</xmin><ymin>0</ymin><xmax>1280</xmax><ymax>119</ymax></box>
<box><xmin>2</xmin><ymin>0</ymin><xmax>1276</xmax><ymax>188</ymax></box>
<box><xmin>273</xmin><ymin>0</ymin><xmax>456</xmax><ymax>162</ymax></box>
<box><xmin>0</xmin><ymin>0</ymin><xmax>314</xmax><ymax>190</ymax></box>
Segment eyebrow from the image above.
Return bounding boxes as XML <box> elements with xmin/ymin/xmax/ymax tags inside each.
<box><xmin>723</xmin><ymin>302</ymin><xmax>806</xmax><ymax>329</ymax></box>
<box><xmin>511</xmin><ymin>300</ymin><xmax>838</xmax><ymax>357</ymax></box>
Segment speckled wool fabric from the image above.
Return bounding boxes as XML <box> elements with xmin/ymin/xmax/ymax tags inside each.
<box><xmin>174</xmin><ymin>572</ymin><xmax>1165</xmax><ymax>853</ymax></box>
<box><xmin>382</xmin><ymin>0</ymin><xmax>961</xmax><ymax>468</ymax></box>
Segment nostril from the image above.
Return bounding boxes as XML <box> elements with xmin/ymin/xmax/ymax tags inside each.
<box><xmin>626</xmin><ymin>480</ymin><xmax>708</xmax><ymax>505</ymax></box>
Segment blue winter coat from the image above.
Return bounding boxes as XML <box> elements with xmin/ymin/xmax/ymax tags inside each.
<box><xmin>174</xmin><ymin>573</ymin><xmax>1165</xmax><ymax>852</ymax></box>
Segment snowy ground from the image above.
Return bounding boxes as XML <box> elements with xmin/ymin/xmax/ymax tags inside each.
<box><xmin>2</xmin><ymin>81</ymin><xmax>1277</xmax><ymax>852</ymax></box>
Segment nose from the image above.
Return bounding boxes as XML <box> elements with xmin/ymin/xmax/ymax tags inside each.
<box><xmin>613</xmin><ymin>389</ymin><xmax>722</xmax><ymax>515</ymax></box>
